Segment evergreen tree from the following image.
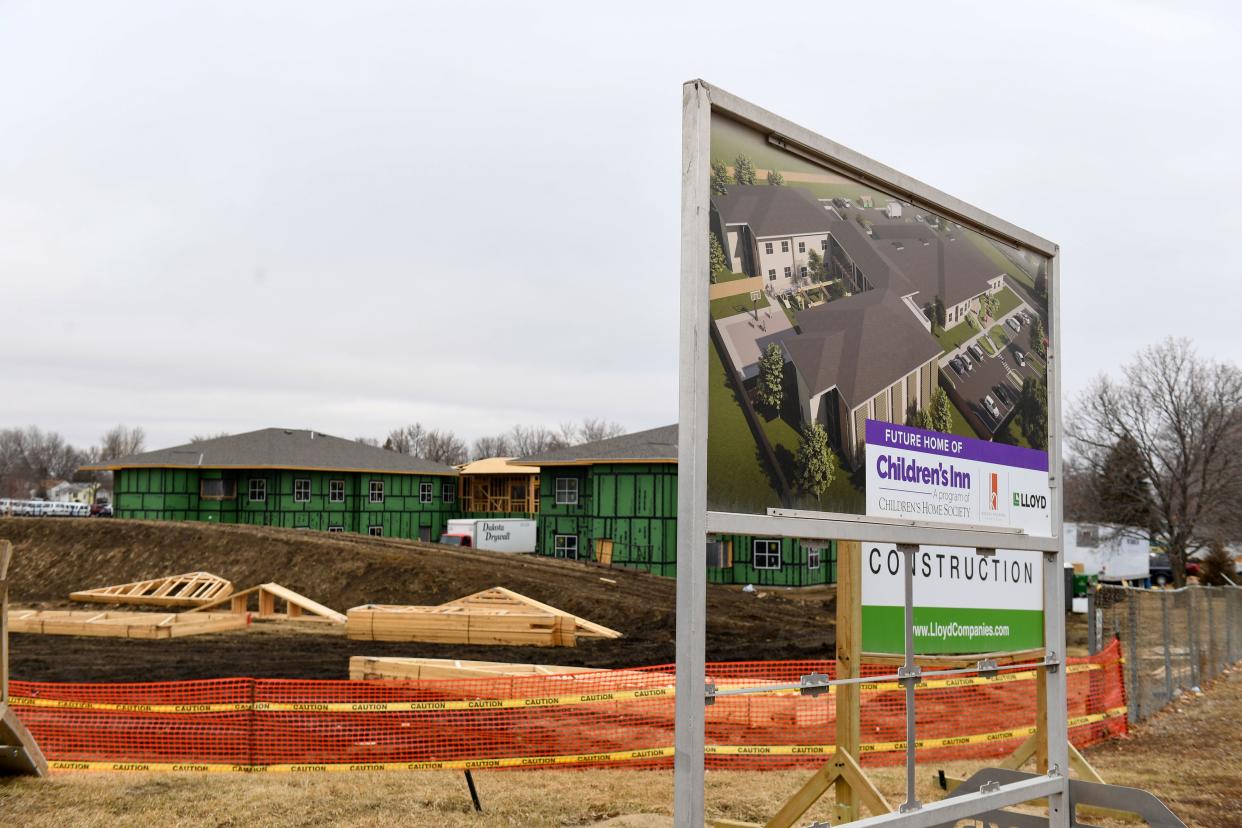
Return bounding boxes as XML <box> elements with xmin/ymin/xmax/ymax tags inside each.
<box><xmin>766</xmin><ymin>169</ymin><xmax>784</xmax><ymax>186</ymax></box>
<box><xmin>933</xmin><ymin>296</ymin><xmax>946</xmax><ymax>331</ymax></box>
<box><xmin>911</xmin><ymin>408</ymin><xmax>932</xmax><ymax>430</ymax></box>
<box><xmin>710</xmin><ymin>159</ymin><xmax>729</xmax><ymax>196</ymax></box>
<box><xmin>1094</xmin><ymin>434</ymin><xmax>1154</xmax><ymax>530</ymax></box>
<box><xmin>794</xmin><ymin>422</ymin><xmax>837</xmax><ymax>501</ymax></box>
<box><xmin>709</xmin><ymin>232</ymin><xmax>728</xmax><ymax>280</ymax></box>
<box><xmin>931</xmin><ymin>388</ymin><xmax>953</xmax><ymax>434</ymax></box>
<box><xmin>734</xmin><ymin>154</ymin><xmax>757</xmax><ymax>185</ymax></box>
<box><xmin>756</xmin><ymin>343</ymin><xmax>784</xmax><ymax>412</ymax></box>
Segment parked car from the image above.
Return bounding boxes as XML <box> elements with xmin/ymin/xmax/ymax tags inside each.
<box><xmin>1020</xmin><ymin>310</ymin><xmax>1033</xmax><ymax>325</ymax></box>
<box><xmin>984</xmin><ymin>394</ymin><xmax>1001</xmax><ymax>420</ymax></box>
<box><xmin>969</xmin><ymin>343</ymin><xmax>986</xmax><ymax>362</ymax></box>
<box><xmin>993</xmin><ymin>384</ymin><xmax>1011</xmax><ymax>405</ymax></box>
<box><xmin>1014</xmin><ymin>349</ymin><xmax>1026</xmax><ymax>367</ymax></box>
<box><xmin>950</xmin><ymin>357</ymin><xmax>965</xmax><ymax>377</ymax></box>
<box><xmin>1007</xmin><ymin>317</ymin><xmax>1022</xmax><ymax>332</ymax></box>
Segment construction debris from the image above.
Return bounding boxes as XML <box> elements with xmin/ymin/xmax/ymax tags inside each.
<box><xmin>7</xmin><ymin>609</ymin><xmax>248</xmax><ymax>639</ymax></box>
<box><xmin>346</xmin><ymin>587</ymin><xmax>622</xmax><ymax>647</ymax></box>
<box><xmin>186</xmin><ymin>583</ymin><xmax>345</xmax><ymax>624</ymax></box>
<box><xmin>69</xmin><ymin>572</ymin><xmax>233</xmax><ymax>608</ymax></box>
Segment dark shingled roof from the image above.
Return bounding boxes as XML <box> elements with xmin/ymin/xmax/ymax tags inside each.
<box><xmin>780</xmin><ymin>292</ymin><xmax>942</xmax><ymax>406</ymax></box>
<box><xmin>712</xmin><ymin>185</ymin><xmax>833</xmax><ymax>238</ymax></box>
<box><xmin>81</xmin><ymin>428</ymin><xmax>459</xmax><ymax>476</ymax></box>
<box><xmin>514</xmin><ymin>425</ymin><xmax>678</xmax><ymax>466</ymax></box>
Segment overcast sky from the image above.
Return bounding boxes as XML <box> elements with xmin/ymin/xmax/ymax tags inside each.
<box><xmin>2</xmin><ymin>1</ymin><xmax>1240</xmax><ymax>452</ymax></box>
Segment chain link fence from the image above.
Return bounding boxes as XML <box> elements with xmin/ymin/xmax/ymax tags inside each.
<box><xmin>1093</xmin><ymin>584</ymin><xmax>1242</xmax><ymax>723</ymax></box>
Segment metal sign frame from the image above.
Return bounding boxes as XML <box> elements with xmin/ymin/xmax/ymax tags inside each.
<box><xmin>676</xmin><ymin>79</ymin><xmax>1067</xmax><ymax>826</ymax></box>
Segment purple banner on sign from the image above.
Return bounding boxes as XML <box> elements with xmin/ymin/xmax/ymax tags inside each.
<box><xmin>865</xmin><ymin>420</ymin><xmax>1049</xmax><ymax>472</ymax></box>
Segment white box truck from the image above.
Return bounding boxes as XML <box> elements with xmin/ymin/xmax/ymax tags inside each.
<box><xmin>1063</xmin><ymin>522</ymin><xmax>1150</xmax><ymax>583</ymax></box>
<box><xmin>439</xmin><ymin>519</ymin><xmax>537</xmax><ymax>553</ymax></box>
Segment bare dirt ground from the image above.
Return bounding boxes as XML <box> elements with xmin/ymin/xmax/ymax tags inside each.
<box><xmin>1</xmin><ymin>518</ymin><xmax>835</xmax><ymax>681</ymax></box>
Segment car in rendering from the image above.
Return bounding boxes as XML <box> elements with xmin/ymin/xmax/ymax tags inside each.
<box><xmin>969</xmin><ymin>343</ymin><xmax>985</xmax><ymax>362</ymax></box>
<box><xmin>993</xmin><ymin>384</ymin><xmax>1011</xmax><ymax>406</ymax></box>
<box><xmin>1007</xmin><ymin>317</ymin><xmax>1022</xmax><ymax>332</ymax></box>
<box><xmin>1021</xmin><ymin>310</ymin><xmax>1033</xmax><ymax>325</ymax></box>
<box><xmin>950</xmin><ymin>357</ymin><xmax>965</xmax><ymax>377</ymax></box>
<box><xmin>983</xmin><ymin>394</ymin><xmax>1001</xmax><ymax>420</ymax></box>
<box><xmin>1014</xmin><ymin>349</ymin><xmax>1026</xmax><ymax>367</ymax></box>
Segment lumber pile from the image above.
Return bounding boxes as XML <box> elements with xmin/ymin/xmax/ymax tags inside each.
<box><xmin>349</xmin><ymin>656</ymin><xmax>604</xmax><ymax>681</ymax></box>
<box><xmin>186</xmin><ymin>583</ymin><xmax>345</xmax><ymax>624</ymax></box>
<box><xmin>7</xmin><ymin>609</ymin><xmax>248</xmax><ymax>639</ymax></box>
<box><xmin>346</xmin><ymin>587</ymin><xmax>622</xmax><ymax>647</ymax></box>
<box><xmin>69</xmin><ymin>572</ymin><xmax>233</xmax><ymax>608</ymax></box>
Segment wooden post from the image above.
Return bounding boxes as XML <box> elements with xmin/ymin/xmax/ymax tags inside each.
<box><xmin>835</xmin><ymin>540</ymin><xmax>861</xmax><ymax>823</ymax></box>
<box><xmin>1035</xmin><ymin>666</ymin><xmax>1048</xmax><ymax>773</ymax></box>
<box><xmin>1</xmin><ymin>539</ymin><xmax>11</xmax><ymax>704</ymax></box>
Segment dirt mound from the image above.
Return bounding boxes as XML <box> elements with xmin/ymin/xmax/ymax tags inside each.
<box><xmin>1</xmin><ymin>517</ymin><xmax>835</xmax><ymax>681</ymax></box>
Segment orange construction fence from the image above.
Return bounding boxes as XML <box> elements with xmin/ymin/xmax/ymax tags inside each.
<box><xmin>9</xmin><ymin>639</ymin><xmax>1125</xmax><ymax>773</ymax></box>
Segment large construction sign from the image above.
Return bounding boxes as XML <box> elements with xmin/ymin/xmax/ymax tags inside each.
<box><xmin>703</xmin><ymin>103</ymin><xmax>1054</xmax><ymax>538</ymax></box>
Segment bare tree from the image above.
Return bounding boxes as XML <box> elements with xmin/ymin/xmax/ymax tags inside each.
<box><xmin>188</xmin><ymin>431</ymin><xmax>229</xmax><ymax>444</ymax></box>
<box><xmin>422</xmin><ymin>430</ymin><xmax>468</xmax><ymax>466</ymax></box>
<box><xmin>471</xmin><ymin>434</ymin><xmax>511</xmax><ymax>460</ymax></box>
<box><xmin>354</xmin><ymin>436</ymin><xmax>381</xmax><ymax>447</ymax></box>
<box><xmin>99</xmin><ymin>425</ymin><xmax>146</xmax><ymax>459</ymax></box>
<box><xmin>506</xmin><ymin>425</ymin><xmax>568</xmax><ymax>457</ymax></box>
<box><xmin>1069</xmin><ymin>338</ymin><xmax>1242</xmax><ymax>586</ymax></box>
<box><xmin>384</xmin><ymin>424</ymin><xmax>427</xmax><ymax>455</ymax></box>
<box><xmin>575</xmin><ymin>418</ymin><xmax>626</xmax><ymax>444</ymax></box>
<box><xmin>0</xmin><ymin>426</ymin><xmax>85</xmax><ymax>497</ymax></box>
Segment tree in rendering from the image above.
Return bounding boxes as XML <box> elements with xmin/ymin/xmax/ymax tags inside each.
<box><xmin>794</xmin><ymin>422</ymin><xmax>837</xmax><ymax>502</ymax></box>
<box><xmin>1018</xmin><ymin>375</ymin><xmax>1048</xmax><ymax>449</ymax></box>
<box><xmin>910</xmin><ymin>408</ymin><xmax>932</xmax><ymax>430</ymax></box>
<box><xmin>930</xmin><ymin>388</ymin><xmax>953</xmax><ymax>434</ymax></box>
<box><xmin>933</xmin><ymin>296</ymin><xmax>947</xmax><ymax>331</ymax></box>
<box><xmin>1030</xmin><ymin>317</ymin><xmax>1047</xmax><ymax>358</ymax></box>
<box><xmin>756</xmin><ymin>343</ymin><xmax>784</xmax><ymax>413</ymax></box>
<box><xmin>711</xmin><ymin>159</ymin><xmax>729</xmax><ymax>196</ymax></box>
<box><xmin>766</xmin><ymin>169</ymin><xmax>784</xmax><ymax>186</ymax></box>
<box><xmin>806</xmin><ymin>248</ymin><xmax>825</xmax><ymax>283</ymax></box>
<box><xmin>709</xmin><ymin>232</ymin><xmax>728</xmax><ymax>281</ymax></box>
<box><xmin>1070</xmin><ymin>338</ymin><xmax>1242</xmax><ymax>587</ymax></box>
<box><xmin>1034</xmin><ymin>263</ymin><xmax>1048</xmax><ymax>300</ymax></box>
<box><xmin>733</xmin><ymin>154</ymin><xmax>757</xmax><ymax>186</ymax></box>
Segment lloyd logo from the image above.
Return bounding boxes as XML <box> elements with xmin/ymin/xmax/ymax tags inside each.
<box><xmin>988</xmin><ymin>472</ymin><xmax>1000</xmax><ymax>511</ymax></box>
<box><xmin>1013</xmin><ymin>491</ymin><xmax>1048</xmax><ymax>509</ymax></box>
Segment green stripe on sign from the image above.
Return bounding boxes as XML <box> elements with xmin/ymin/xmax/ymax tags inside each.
<box><xmin>862</xmin><ymin>606</ymin><xmax>1044</xmax><ymax>655</ymax></box>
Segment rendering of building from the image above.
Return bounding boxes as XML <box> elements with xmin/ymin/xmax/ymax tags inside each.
<box><xmin>83</xmin><ymin>428</ymin><xmax>460</xmax><ymax>541</ymax></box>
<box><xmin>517</xmin><ymin>424</ymin><xmax>836</xmax><ymax>587</ymax></box>
<box><xmin>711</xmin><ymin>185</ymin><xmax>1015</xmax><ymax>465</ymax></box>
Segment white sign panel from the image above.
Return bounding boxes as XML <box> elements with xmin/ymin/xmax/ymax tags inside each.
<box><xmin>865</xmin><ymin>420</ymin><xmax>1052</xmax><ymax>537</ymax></box>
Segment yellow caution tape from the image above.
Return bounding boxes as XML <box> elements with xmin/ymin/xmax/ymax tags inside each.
<box><xmin>43</xmin><ymin>708</ymin><xmax>1127</xmax><ymax>773</ymax></box>
<box><xmin>9</xmin><ymin>661</ymin><xmax>1116</xmax><ymax>715</ymax></box>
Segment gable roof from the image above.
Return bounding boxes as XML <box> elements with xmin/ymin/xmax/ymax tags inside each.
<box><xmin>81</xmin><ymin>428</ymin><xmax>458</xmax><ymax>476</ymax></box>
<box><xmin>712</xmin><ymin>185</ymin><xmax>834</xmax><ymax>238</ymax></box>
<box><xmin>780</xmin><ymin>291</ymin><xmax>942</xmax><ymax>407</ymax></box>
<box><xmin>514</xmin><ymin>425</ymin><xmax>678</xmax><ymax>466</ymax></box>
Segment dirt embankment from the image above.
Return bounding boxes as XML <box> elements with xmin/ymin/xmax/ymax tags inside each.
<box><xmin>1</xmin><ymin>518</ymin><xmax>835</xmax><ymax>681</ymax></box>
